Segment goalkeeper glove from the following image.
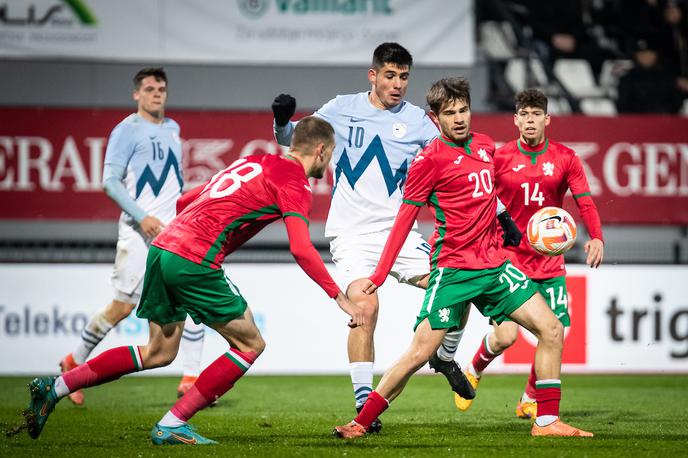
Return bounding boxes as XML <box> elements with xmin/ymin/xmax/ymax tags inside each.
<box><xmin>272</xmin><ymin>94</ymin><xmax>296</xmax><ymax>127</ymax></box>
<box><xmin>498</xmin><ymin>211</ymin><xmax>522</xmax><ymax>247</ymax></box>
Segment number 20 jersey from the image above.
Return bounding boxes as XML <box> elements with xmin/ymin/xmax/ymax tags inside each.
<box><xmin>403</xmin><ymin>133</ymin><xmax>506</xmax><ymax>270</ymax></box>
<box><xmin>153</xmin><ymin>154</ymin><xmax>312</xmax><ymax>269</ymax></box>
<box><xmin>494</xmin><ymin>139</ymin><xmax>594</xmax><ymax>279</ymax></box>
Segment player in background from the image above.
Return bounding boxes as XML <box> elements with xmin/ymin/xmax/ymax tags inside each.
<box><xmin>334</xmin><ymin>78</ymin><xmax>593</xmax><ymax>439</ymax></box>
<box><xmin>272</xmin><ymin>43</ymin><xmax>517</xmax><ymax>426</ymax></box>
<box><xmin>23</xmin><ymin>117</ymin><xmax>364</xmax><ymax>445</ymax></box>
<box><xmin>58</xmin><ymin>67</ymin><xmax>206</xmax><ymax>405</ymax></box>
<box><xmin>454</xmin><ymin>89</ymin><xmax>604</xmax><ymax>417</ymax></box>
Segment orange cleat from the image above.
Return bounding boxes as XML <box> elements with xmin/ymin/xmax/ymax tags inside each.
<box><xmin>531</xmin><ymin>418</ymin><xmax>593</xmax><ymax>437</ymax></box>
<box><xmin>454</xmin><ymin>370</ymin><xmax>480</xmax><ymax>411</ymax></box>
<box><xmin>333</xmin><ymin>421</ymin><xmax>367</xmax><ymax>439</ymax></box>
<box><xmin>59</xmin><ymin>353</ymin><xmax>84</xmax><ymax>405</ymax></box>
<box><xmin>516</xmin><ymin>400</ymin><xmax>537</xmax><ymax>419</ymax></box>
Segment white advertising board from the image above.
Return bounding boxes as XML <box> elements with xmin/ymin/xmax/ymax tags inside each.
<box><xmin>0</xmin><ymin>0</ymin><xmax>475</xmax><ymax>66</ymax></box>
<box><xmin>0</xmin><ymin>264</ymin><xmax>686</xmax><ymax>376</ymax></box>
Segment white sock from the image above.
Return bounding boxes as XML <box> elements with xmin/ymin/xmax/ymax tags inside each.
<box><xmin>467</xmin><ymin>363</ymin><xmax>479</xmax><ymax>379</ymax></box>
<box><xmin>158</xmin><ymin>410</ymin><xmax>186</xmax><ymax>428</ymax></box>
<box><xmin>437</xmin><ymin>328</ymin><xmax>464</xmax><ymax>361</ymax></box>
<box><xmin>180</xmin><ymin>317</ymin><xmax>205</xmax><ymax>377</ymax></box>
<box><xmin>350</xmin><ymin>362</ymin><xmax>373</xmax><ymax>408</ymax></box>
<box><xmin>53</xmin><ymin>376</ymin><xmax>70</xmax><ymax>399</ymax></box>
<box><xmin>521</xmin><ymin>392</ymin><xmax>536</xmax><ymax>403</ymax></box>
<box><xmin>535</xmin><ymin>415</ymin><xmax>558</xmax><ymax>427</ymax></box>
<box><xmin>72</xmin><ymin>310</ymin><xmax>114</xmax><ymax>364</ymax></box>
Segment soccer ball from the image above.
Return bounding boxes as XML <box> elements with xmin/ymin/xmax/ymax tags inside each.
<box><xmin>526</xmin><ymin>206</ymin><xmax>577</xmax><ymax>256</ymax></box>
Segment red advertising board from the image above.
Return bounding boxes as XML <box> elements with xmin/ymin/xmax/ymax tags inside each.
<box><xmin>1</xmin><ymin>108</ymin><xmax>687</xmax><ymax>223</ymax></box>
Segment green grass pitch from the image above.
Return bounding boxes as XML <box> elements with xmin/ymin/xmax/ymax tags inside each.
<box><xmin>1</xmin><ymin>374</ymin><xmax>687</xmax><ymax>457</ymax></box>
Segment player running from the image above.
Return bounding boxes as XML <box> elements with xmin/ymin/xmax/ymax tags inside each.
<box><xmin>22</xmin><ymin>117</ymin><xmax>364</xmax><ymax>445</ymax></box>
<box><xmin>58</xmin><ymin>67</ymin><xmax>206</xmax><ymax>405</ymax></box>
<box><xmin>333</xmin><ymin>78</ymin><xmax>593</xmax><ymax>439</ymax></box>
<box><xmin>454</xmin><ymin>89</ymin><xmax>604</xmax><ymax>417</ymax></box>
<box><xmin>272</xmin><ymin>43</ymin><xmax>517</xmax><ymax>426</ymax></box>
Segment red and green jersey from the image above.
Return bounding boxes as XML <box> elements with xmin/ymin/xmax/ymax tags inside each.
<box><xmin>155</xmin><ymin>154</ymin><xmax>312</xmax><ymax>269</ymax></box>
<box><xmin>495</xmin><ymin>138</ymin><xmax>603</xmax><ymax>279</ymax></box>
<box><xmin>403</xmin><ymin>132</ymin><xmax>506</xmax><ymax>270</ymax></box>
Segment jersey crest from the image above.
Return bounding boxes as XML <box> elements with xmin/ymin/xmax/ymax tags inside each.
<box><xmin>334</xmin><ymin>134</ymin><xmax>407</xmax><ymax>196</ymax></box>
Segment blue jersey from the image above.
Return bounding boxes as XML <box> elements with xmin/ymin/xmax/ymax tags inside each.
<box><xmin>276</xmin><ymin>92</ymin><xmax>438</xmax><ymax>236</ymax></box>
<box><xmin>104</xmin><ymin>114</ymin><xmax>183</xmax><ymax>228</ymax></box>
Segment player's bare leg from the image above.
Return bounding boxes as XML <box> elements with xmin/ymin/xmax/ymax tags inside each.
<box><xmin>508</xmin><ymin>293</ymin><xmax>592</xmax><ymax>437</ymax></box>
<box><xmin>334</xmin><ymin>319</ymin><xmax>446</xmax><ymax>438</ymax></box>
<box><xmin>154</xmin><ymin>308</ymin><xmax>265</xmax><ymax>445</ymax></box>
<box><xmin>346</xmin><ymin>278</ymin><xmax>381</xmax><ymax>430</ymax></box>
<box><xmin>60</xmin><ymin>299</ymin><xmax>136</xmax><ymax>405</ymax></box>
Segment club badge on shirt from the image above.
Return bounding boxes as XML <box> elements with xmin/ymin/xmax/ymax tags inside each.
<box><xmin>392</xmin><ymin>123</ymin><xmax>407</xmax><ymax>139</ymax></box>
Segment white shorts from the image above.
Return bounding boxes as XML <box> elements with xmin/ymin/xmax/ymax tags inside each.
<box><xmin>111</xmin><ymin>224</ymin><xmax>150</xmax><ymax>303</ymax></box>
<box><xmin>329</xmin><ymin>229</ymin><xmax>431</xmax><ymax>289</ymax></box>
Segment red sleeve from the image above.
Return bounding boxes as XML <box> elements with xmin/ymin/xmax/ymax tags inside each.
<box><xmin>369</xmin><ymin>203</ymin><xmax>421</xmax><ymax>286</ymax></box>
<box><xmin>284</xmin><ymin>215</ymin><xmax>340</xmax><ymax>298</ymax></box>
<box><xmin>567</xmin><ymin>151</ymin><xmax>604</xmax><ymax>242</ymax></box>
<box><xmin>176</xmin><ymin>184</ymin><xmax>204</xmax><ymax>214</ymax></box>
<box><xmin>575</xmin><ymin>195</ymin><xmax>604</xmax><ymax>242</ymax></box>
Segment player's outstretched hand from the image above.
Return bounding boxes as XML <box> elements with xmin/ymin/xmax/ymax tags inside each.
<box><xmin>140</xmin><ymin>215</ymin><xmax>164</xmax><ymax>238</ymax></box>
<box><xmin>272</xmin><ymin>94</ymin><xmax>296</xmax><ymax>127</ymax></box>
<box><xmin>334</xmin><ymin>292</ymin><xmax>365</xmax><ymax>328</ymax></box>
<box><xmin>361</xmin><ymin>279</ymin><xmax>379</xmax><ymax>295</ymax></box>
<box><xmin>584</xmin><ymin>238</ymin><xmax>604</xmax><ymax>268</ymax></box>
<box><xmin>498</xmin><ymin>211</ymin><xmax>522</xmax><ymax>247</ymax></box>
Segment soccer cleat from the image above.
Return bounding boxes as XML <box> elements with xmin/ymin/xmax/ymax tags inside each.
<box><xmin>516</xmin><ymin>400</ymin><xmax>537</xmax><ymax>419</ymax></box>
<box><xmin>356</xmin><ymin>405</ymin><xmax>382</xmax><ymax>433</ymax></box>
<box><xmin>454</xmin><ymin>370</ymin><xmax>480</xmax><ymax>411</ymax></box>
<box><xmin>428</xmin><ymin>354</ymin><xmax>476</xmax><ymax>399</ymax></box>
<box><xmin>23</xmin><ymin>377</ymin><xmax>58</xmax><ymax>439</ymax></box>
<box><xmin>333</xmin><ymin>421</ymin><xmax>367</xmax><ymax>439</ymax></box>
<box><xmin>151</xmin><ymin>423</ymin><xmax>218</xmax><ymax>445</ymax></box>
<box><xmin>531</xmin><ymin>419</ymin><xmax>594</xmax><ymax>437</ymax></box>
<box><xmin>59</xmin><ymin>353</ymin><xmax>84</xmax><ymax>405</ymax></box>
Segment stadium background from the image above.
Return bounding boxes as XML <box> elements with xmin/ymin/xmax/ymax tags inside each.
<box><xmin>1</xmin><ymin>0</ymin><xmax>687</xmax><ymax>377</ymax></box>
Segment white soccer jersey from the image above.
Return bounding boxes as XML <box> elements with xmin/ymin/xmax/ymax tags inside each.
<box><xmin>276</xmin><ymin>92</ymin><xmax>438</xmax><ymax>237</ymax></box>
<box><xmin>104</xmin><ymin>114</ymin><xmax>184</xmax><ymax>230</ymax></box>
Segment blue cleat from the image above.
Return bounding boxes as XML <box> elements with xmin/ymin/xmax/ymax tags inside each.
<box><xmin>24</xmin><ymin>377</ymin><xmax>58</xmax><ymax>439</ymax></box>
<box><xmin>151</xmin><ymin>423</ymin><xmax>218</xmax><ymax>445</ymax></box>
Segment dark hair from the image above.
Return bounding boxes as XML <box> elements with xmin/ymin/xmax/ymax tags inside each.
<box><xmin>426</xmin><ymin>77</ymin><xmax>471</xmax><ymax>114</ymax></box>
<box><xmin>515</xmin><ymin>89</ymin><xmax>548</xmax><ymax>113</ymax></box>
<box><xmin>133</xmin><ymin>67</ymin><xmax>167</xmax><ymax>89</ymax></box>
<box><xmin>372</xmin><ymin>42</ymin><xmax>413</xmax><ymax>69</ymax></box>
<box><xmin>291</xmin><ymin>116</ymin><xmax>335</xmax><ymax>153</ymax></box>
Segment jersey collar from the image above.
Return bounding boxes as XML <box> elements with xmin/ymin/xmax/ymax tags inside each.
<box><xmin>440</xmin><ymin>133</ymin><xmax>473</xmax><ymax>154</ymax></box>
<box><xmin>517</xmin><ymin>138</ymin><xmax>548</xmax><ymax>164</ymax></box>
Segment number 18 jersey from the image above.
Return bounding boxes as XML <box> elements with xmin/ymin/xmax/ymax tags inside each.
<box><xmin>154</xmin><ymin>154</ymin><xmax>312</xmax><ymax>269</ymax></box>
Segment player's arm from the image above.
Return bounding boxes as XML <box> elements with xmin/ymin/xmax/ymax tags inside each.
<box><xmin>568</xmin><ymin>152</ymin><xmax>604</xmax><ymax>268</ymax></box>
<box><xmin>283</xmin><ymin>215</ymin><xmax>365</xmax><ymax>327</ymax></box>
<box><xmin>364</xmin><ymin>202</ymin><xmax>421</xmax><ymax>294</ymax></box>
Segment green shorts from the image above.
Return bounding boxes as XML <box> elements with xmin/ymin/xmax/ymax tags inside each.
<box><xmin>497</xmin><ymin>276</ymin><xmax>570</xmax><ymax>327</ymax></box>
<box><xmin>136</xmin><ymin>246</ymin><xmax>247</xmax><ymax>325</ymax></box>
<box><xmin>416</xmin><ymin>260</ymin><xmax>538</xmax><ymax>330</ymax></box>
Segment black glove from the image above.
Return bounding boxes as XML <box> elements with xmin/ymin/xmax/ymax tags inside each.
<box><xmin>272</xmin><ymin>94</ymin><xmax>296</xmax><ymax>127</ymax></box>
<box><xmin>498</xmin><ymin>211</ymin><xmax>523</xmax><ymax>247</ymax></box>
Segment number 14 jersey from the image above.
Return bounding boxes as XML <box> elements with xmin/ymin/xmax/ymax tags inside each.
<box><xmin>494</xmin><ymin>138</ymin><xmax>599</xmax><ymax>279</ymax></box>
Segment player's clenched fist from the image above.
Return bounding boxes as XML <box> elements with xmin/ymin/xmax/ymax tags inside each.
<box><xmin>272</xmin><ymin>94</ymin><xmax>296</xmax><ymax>127</ymax></box>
